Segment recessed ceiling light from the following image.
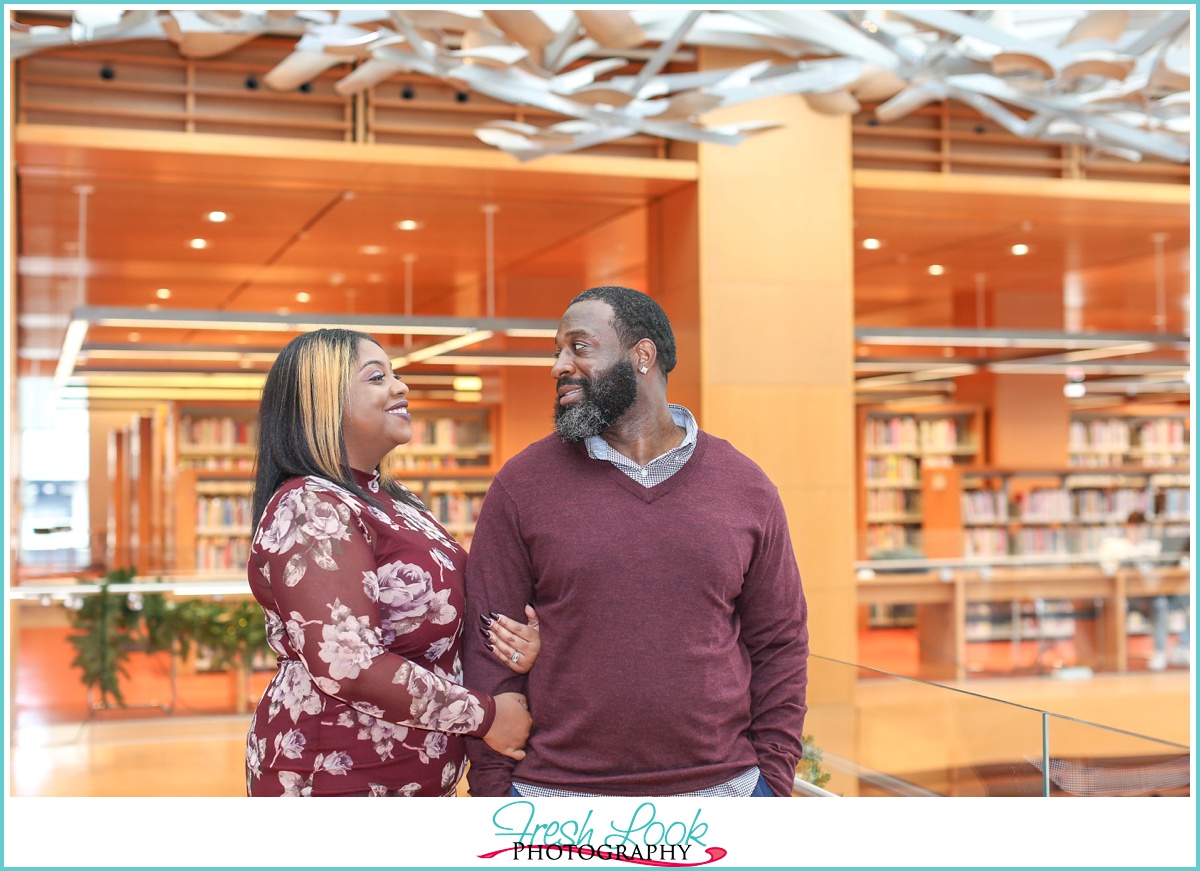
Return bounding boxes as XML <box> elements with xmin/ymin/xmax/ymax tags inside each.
<box><xmin>189</xmin><ymin>238</ymin><xmax>208</xmax><ymax>249</ymax></box>
<box><xmin>861</xmin><ymin>238</ymin><xmax>882</xmax><ymax>250</ymax></box>
<box><xmin>1063</xmin><ymin>382</ymin><xmax>1086</xmax><ymax>398</ymax></box>
<box><xmin>360</xmin><ymin>245</ymin><xmax>384</xmax><ymax>255</ymax></box>
<box><xmin>205</xmin><ymin>211</ymin><xmax>229</xmax><ymax>223</ymax></box>
<box><xmin>396</xmin><ymin>220</ymin><xmax>423</xmax><ymax>231</ymax></box>
<box><xmin>1011</xmin><ymin>244</ymin><xmax>1029</xmax><ymax>256</ymax></box>
<box><xmin>928</xmin><ymin>264</ymin><xmax>945</xmax><ymax>276</ymax></box>
<box><xmin>296</xmin><ymin>292</ymin><xmax>311</xmax><ymax>303</ymax></box>
<box><xmin>156</xmin><ymin>288</ymin><xmax>171</xmax><ymax>299</ymax></box>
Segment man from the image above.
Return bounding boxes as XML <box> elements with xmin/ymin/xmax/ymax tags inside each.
<box><xmin>464</xmin><ymin>285</ymin><xmax>808</xmax><ymax>797</ymax></box>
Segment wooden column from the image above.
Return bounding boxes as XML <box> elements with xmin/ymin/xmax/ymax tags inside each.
<box><xmin>691</xmin><ymin>47</ymin><xmax>858</xmax><ymax>733</ymax></box>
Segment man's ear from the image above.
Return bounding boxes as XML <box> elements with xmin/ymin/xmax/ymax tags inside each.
<box><xmin>634</xmin><ymin>338</ymin><xmax>656</xmax><ymax>374</ymax></box>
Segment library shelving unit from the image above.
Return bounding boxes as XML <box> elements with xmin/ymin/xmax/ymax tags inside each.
<box><xmin>1068</xmin><ymin>409</ymin><xmax>1190</xmax><ymax>469</ymax></box>
<box><xmin>384</xmin><ymin>406</ymin><xmax>497</xmax><ymax>552</ymax></box>
<box><xmin>169</xmin><ymin>403</ymin><xmax>499</xmax><ymax>573</ymax></box>
<box><xmin>961</xmin><ymin>468</ymin><xmax>1191</xmax><ymax>559</ymax></box>
<box><xmin>857</xmin><ymin>404</ymin><xmax>983</xmax><ymax>559</ymax></box>
<box><xmin>175</xmin><ymin>467</ymin><xmax>254</xmax><ymax>573</ymax></box>
<box><xmin>166</xmin><ymin>403</ymin><xmax>258</xmax><ymax>573</ymax></box>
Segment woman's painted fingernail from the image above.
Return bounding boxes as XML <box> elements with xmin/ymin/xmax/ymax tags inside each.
<box><xmin>485</xmin><ymin>641</ymin><xmax>495</xmax><ymax>652</ymax></box>
<box><xmin>479</xmin><ymin>626</ymin><xmax>491</xmax><ymax>639</ymax></box>
<box><xmin>489</xmin><ymin>611</ymin><xmax>500</xmax><ymax>621</ymax></box>
<box><xmin>479</xmin><ymin>614</ymin><xmax>493</xmax><ymax>627</ymax></box>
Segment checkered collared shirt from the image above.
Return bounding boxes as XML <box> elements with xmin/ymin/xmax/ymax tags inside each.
<box><xmin>584</xmin><ymin>403</ymin><xmax>698</xmax><ymax>487</ymax></box>
<box><xmin>514</xmin><ymin>404</ymin><xmax>762</xmax><ymax>798</ymax></box>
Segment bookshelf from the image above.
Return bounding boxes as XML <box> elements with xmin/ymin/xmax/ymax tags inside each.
<box><xmin>960</xmin><ymin>468</ymin><xmax>1190</xmax><ymax>559</ymax></box>
<box><xmin>1069</xmin><ymin>411</ymin><xmax>1190</xmax><ymax>469</ymax></box>
<box><xmin>858</xmin><ymin>405</ymin><xmax>983</xmax><ymax>558</ymax></box>
<box><xmin>175</xmin><ymin>468</ymin><xmax>254</xmax><ymax>573</ymax></box>
<box><xmin>170</xmin><ymin>404</ymin><xmax>498</xmax><ymax>573</ymax></box>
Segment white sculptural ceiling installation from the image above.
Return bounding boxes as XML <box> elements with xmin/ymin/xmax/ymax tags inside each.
<box><xmin>10</xmin><ymin>7</ymin><xmax>1192</xmax><ymax>162</ymax></box>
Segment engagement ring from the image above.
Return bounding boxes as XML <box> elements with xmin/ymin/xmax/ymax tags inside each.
<box><xmin>510</xmin><ymin>651</ymin><xmax>521</xmax><ymax>664</ymax></box>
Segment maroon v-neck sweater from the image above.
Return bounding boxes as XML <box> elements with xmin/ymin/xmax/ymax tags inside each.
<box><xmin>464</xmin><ymin>431</ymin><xmax>808</xmax><ymax>797</ymax></box>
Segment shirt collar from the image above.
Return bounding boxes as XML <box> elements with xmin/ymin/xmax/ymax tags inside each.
<box><xmin>585</xmin><ymin>403</ymin><xmax>698</xmax><ymax>461</ymax></box>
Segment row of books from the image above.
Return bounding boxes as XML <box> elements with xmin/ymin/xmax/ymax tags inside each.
<box><xmin>961</xmin><ymin>490</ymin><xmax>1008</xmax><ymax>524</ymax></box>
<box><xmin>864</xmin><ymin>416</ymin><xmax>969</xmax><ymax>453</ymax></box>
<box><xmin>864</xmin><ymin>455</ymin><xmax>919</xmax><ymax>484</ymax></box>
<box><xmin>964</xmin><ymin>527</ymin><xmax>1009</xmax><ymax>558</ymax></box>
<box><xmin>197</xmin><ymin>495</ymin><xmax>252</xmax><ymax>529</ymax></box>
<box><xmin>864</xmin><ymin>524</ymin><xmax>920</xmax><ymax>555</ymax></box>
<box><xmin>388</xmin><ymin>454</ymin><xmax>490</xmax><ymax>471</ymax></box>
<box><xmin>408</xmin><ymin>417</ymin><xmax>488</xmax><ymax>449</ymax></box>
<box><xmin>180</xmin><ymin>416</ymin><xmax>256</xmax><ymax>448</ymax></box>
<box><xmin>865</xmin><ymin>489</ymin><xmax>921</xmax><ymax>515</ymax></box>
<box><xmin>427</xmin><ymin>493</ymin><xmax>486</xmax><ymax>527</ymax></box>
<box><xmin>195</xmin><ymin>536</ymin><xmax>250</xmax><ymax>571</ymax></box>
<box><xmin>1069</xmin><ymin>453</ymin><xmax>1189</xmax><ymax>469</ymax></box>
<box><xmin>1069</xmin><ymin>418</ymin><xmax>1189</xmax><ymax>453</ymax></box>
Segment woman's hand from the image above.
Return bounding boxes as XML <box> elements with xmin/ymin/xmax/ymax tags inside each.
<box><xmin>481</xmin><ymin>605</ymin><xmax>541</xmax><ymax>675</ymax></box>
<box><xmin>484</xmin><ymin>692</ymin><xmax>532</xmax><ymax>760</ymax></box>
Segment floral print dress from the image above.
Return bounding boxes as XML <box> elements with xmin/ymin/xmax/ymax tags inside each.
<box><xmin>245</xmin><ymin>470</ymin><xmax>495</xmax><ymax>796</ymax></box>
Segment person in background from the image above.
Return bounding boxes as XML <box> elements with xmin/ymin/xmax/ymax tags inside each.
<box><xmin>245</xmin><ymin>328</ymin><xmax>539</xmax><ymax>796</ymax></box>
<box><xmin>463</xmin><ymin>286</ymin><xmax>808</xmax><ymax>798</ymax></box>
<box><xmin>1098</xmin><ymin>510</ymin><xmax>1189</xmax><ymax>671</ymax></box>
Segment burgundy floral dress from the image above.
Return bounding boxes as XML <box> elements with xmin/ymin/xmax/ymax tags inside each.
<box><xmin>245</xmin><ymin>470</ymin><xmax>496</xmax><ymax>796</ymax></box>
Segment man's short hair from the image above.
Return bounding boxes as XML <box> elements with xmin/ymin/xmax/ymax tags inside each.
<box><xmin>570</xmin><ymin>285</ymin><xmax>677</xmax><ymax>377</ymax></box>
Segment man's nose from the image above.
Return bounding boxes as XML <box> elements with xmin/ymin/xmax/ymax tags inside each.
<box><xmin>550</xmin><ymin>352</ymin><xmax>572</xmax><ymax>380</ymax></box>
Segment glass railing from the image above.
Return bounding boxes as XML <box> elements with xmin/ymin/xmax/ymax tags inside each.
<box><xmin>797</xmin><ymin>654</ymin><xmax>1191</xmax><ymax>797</ymax></box>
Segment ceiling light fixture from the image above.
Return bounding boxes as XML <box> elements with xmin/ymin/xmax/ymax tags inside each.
<box><xmin>856</xmin><ymin>327</ymin><xmax>1186</xmax><ymax>351</ymax></box>
<box><xmin>394</xmin><ymin>330</ymin><xmax>495</xmax><ymax>368</ymax></box>
<box><xmin>453</xmin><ymin>376</ymin><xmax>484</xmax><ymax>392</ymax></box>
<box><xmin>360</xmin><ymin>245</ymin><xmax>384</xmax><ymax>255</ymax></box>
<box><xmin>156</xmin><ymin>288</ymin><xmax>171</xmax><ymax>299</ymax></box>
<box><xmin>1011</xmin><ymin>244</ymin><xmax>1029</xmax><ymax>256</ymax></box>
<box><xmin>205</xmin><ymin>211</ymin><xmax>229</xmax><ymax>223</ymax></box>
<box><xmin>927</xmin><ymin>264</ymin><xmax>945</xmax><ymax>276</ymax></box>
<box><xmin>862</xmin><ymin>238</ymin><xmax>882</xmax><ymax>250</ymax></box>
<box><xmin>296</xmin><ymin>292</ymin><xmax>311</xmax><ymax>303</ymax></box>
<box><xmin>188</xmin><ymin>238</ymin><xmax>208</xmax><ymax>249</ymax></box>
<box><xmin>1063</xmin><ymin>382</ymin><xmax>1087</xmax><ymax>398</ymax></box>
<box><xmin>396</xmin><ymin>220</ymin><xmax>423</xmax><ymax>231</ymax></box>
<box><xmin>51</xmin><ymin>307</ymin><xmax>562</xmax><ymax>406</ymax></box>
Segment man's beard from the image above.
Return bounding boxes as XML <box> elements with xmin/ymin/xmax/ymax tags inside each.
<box><xmin>553</xmin><ymin>358</ymin><xmax>639</xmax><ymax>442</ymax></box>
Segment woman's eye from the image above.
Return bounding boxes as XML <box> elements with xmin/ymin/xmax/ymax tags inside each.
<box><xmin>368</xmin><ymin>373</ymin><xmax>385</xmax><ymax>383</ymax></box>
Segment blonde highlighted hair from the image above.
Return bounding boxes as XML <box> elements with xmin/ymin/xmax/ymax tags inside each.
<box><xmin>251</xmin><ymin>328</ymin><xmax>417</xmax><ymax>529</ymax></box>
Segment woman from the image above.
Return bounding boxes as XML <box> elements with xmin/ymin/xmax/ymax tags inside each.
<box><xmin>245</xmin><ymin>328</ymin><xmax>539</xmax><ymax>796</ymax></box>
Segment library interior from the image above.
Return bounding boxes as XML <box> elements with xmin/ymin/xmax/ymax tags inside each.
<box><xmin>6</xmin><ymin>8</ymin><xmax>1193</xmax><ymax>800</ymax></box>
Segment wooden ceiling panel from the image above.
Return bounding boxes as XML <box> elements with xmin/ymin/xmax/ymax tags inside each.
<box><xmin>854</xmin><ymin>175</ymin><xmax>1190</xmax><ymax>331</ymax></box>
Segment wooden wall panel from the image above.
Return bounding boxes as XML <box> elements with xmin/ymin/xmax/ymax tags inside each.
<box><xmin>695</xmin><ymin>46</ymin><xmax>857</xmax><ymax>709</ymax></box>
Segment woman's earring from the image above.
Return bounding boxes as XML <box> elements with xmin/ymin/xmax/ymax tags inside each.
<box><xmin>640</xmin><ymin>366</ymin><xmax>648</xmax><ymax>374</ymax></box>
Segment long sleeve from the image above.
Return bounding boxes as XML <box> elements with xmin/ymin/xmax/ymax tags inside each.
<box><xmin>462</xmin><ymin>478</ymin><xmax>535</xmax><ymax>796</ymax></box>
<box><xmin>736</xmin><ymin>494</ymin><xmax>809</xmax><ymax>796</ymax></box>
<box><xmin>255</xmin><ymin>484</ymin><xmax>496</xmax><ymax>738</ymax></box>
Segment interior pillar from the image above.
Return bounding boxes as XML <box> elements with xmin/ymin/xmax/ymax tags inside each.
<box><xmin>691</xmin><ymin>46</ymin><xmax>859</xmax><ymax>770</ymax></box>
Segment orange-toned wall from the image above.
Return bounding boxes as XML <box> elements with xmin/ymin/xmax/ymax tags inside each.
<box><xmin>694</xmin><ymin>47</ymin><xmax>858</xmax><ymax>741</ymax></box>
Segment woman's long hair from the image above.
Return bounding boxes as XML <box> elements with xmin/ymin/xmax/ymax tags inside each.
<box><xmin>251</xmin><ymin>328</ymin><xmax>419</xmax><ymax>531</ymax></box>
